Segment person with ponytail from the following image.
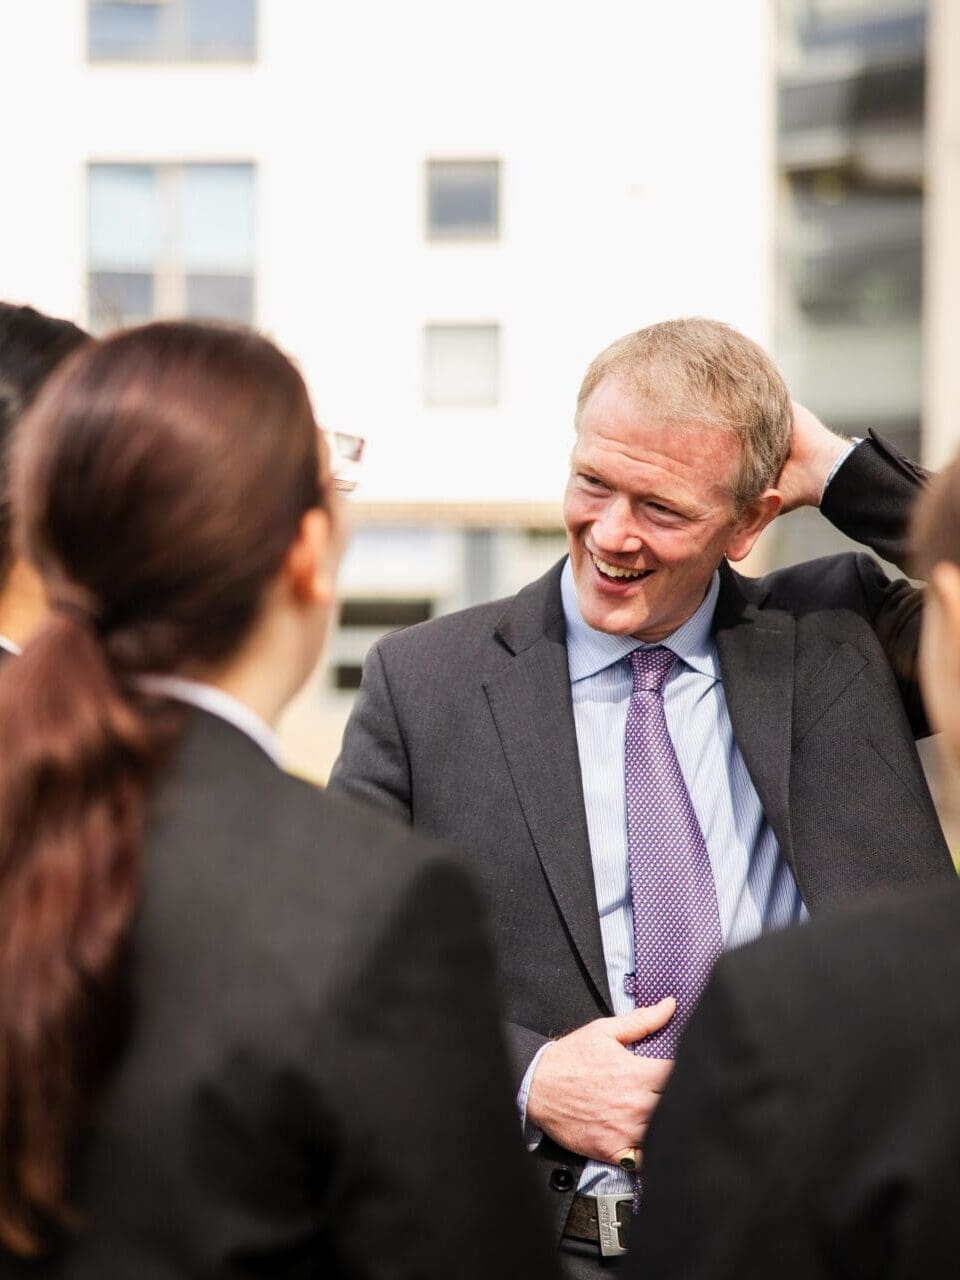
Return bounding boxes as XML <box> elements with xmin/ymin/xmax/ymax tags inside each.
<box><xmin>625</xmin><ymin>449</ymin><xmax>960</xmax><ymax>1277</ymax></box>
<box><xmin>0</xmin><ymin>321</ymin><xmax>553</xmax><ymax>1278</ymax></box>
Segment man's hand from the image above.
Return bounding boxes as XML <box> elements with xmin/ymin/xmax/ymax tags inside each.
<box><xmin>776</xmin><ymin>401</ymin><xmax>851</xmax><ymax>514</ymax></box>
<box><xmin>526</xmin><ymin>998</ymin><xmax>676</xmax><ymax>1168</ymax></box>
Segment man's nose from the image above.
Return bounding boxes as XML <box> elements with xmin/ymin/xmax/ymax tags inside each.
<box><xmin>592</xmin><ymin>497</ymin><xmax>643</xmax><ymax>553</ymax></box>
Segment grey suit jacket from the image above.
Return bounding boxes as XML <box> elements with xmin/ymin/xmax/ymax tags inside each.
<box><xmin>331</xmin><ymin>433</ymin><xmax>955</xmax><ymax>1242</ymax></box>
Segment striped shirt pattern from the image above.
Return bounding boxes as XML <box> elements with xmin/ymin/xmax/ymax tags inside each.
<box><xmin>560</xmin><ymin>559</ymin><xmax>807</xmax><ymax>1197</ymax></box>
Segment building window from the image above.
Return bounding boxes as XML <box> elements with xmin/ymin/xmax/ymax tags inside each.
<box><xmin>788</xmin><ymin>182</ymin><xmax>922</xmax><ymax>324</ymax></box>
<box><xmin>427</xmin><ymin>160</ymin><xmax>500</xmax><ymax>240</ymax></box>
<box><xmin>339</xmin><ymin>600</ymin><xmax>433</xmax><ymax>629</ymax></box>
<box><xmin>332</xmin><ymin>664</ymin><xmax>365</xmax><ymax>692</ymax></box>
<box><xmin>88</xmin><ymin>0</ymin><xmax>256</xmax><ymax>62</ymax></box>
<box><xmin>423</xmin><ymin>324</ymin><xmax>500</xmax><ymax>406</ymax></box>
<box><xmin>88</xmin><ymin>162</ymin><xmax>255</xmax><ymax>331</ymax></box>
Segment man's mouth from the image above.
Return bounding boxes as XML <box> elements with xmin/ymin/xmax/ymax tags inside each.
<box><xmin>590</xmin><ymin>553</ymin><xmax>653</xmax><ymax>582</ymax></box>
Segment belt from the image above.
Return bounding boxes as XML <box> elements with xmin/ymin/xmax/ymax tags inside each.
<box><xmin>562</xmin><ymin>1193</ymin><xmax>633</xmax><ymax>1258</ymax></box>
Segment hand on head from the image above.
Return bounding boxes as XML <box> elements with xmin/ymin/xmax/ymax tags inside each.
<box><xmin>775</xmin><ymin>401</ymin><xmax>852</xmax><ymax>514</ymax></box>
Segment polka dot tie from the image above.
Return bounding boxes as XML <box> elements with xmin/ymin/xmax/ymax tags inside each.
<box><xmin>624</xmin><ymin>646</ymin><xmax>723</xmax><ymax>1059</ymax></box>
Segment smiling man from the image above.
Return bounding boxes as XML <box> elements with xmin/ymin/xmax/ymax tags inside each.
<box><xmin>331</xmin><ymin>318</ymin><xmax>954</xmax><ymax>1277</ymax></box>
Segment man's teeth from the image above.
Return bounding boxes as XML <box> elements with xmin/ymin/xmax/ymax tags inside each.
<box><xmin>592</xmin><ymin>556</ymin><xmax>649</xmax><ymax>580</ymax></box>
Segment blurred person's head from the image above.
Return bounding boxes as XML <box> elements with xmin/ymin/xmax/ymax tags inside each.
<box><xmin>915</xmin><ymin>453</ymin><xmax>960</xmax><ymax>781</ymax></box>
<box><xmin>0</xmin><ymin>303</ymin><xmax>89</xmax><ymax>647</ymax></box>
<box><xmin>0</xmin><ymin>320</ymin><xmax>343</xmax><ymax>1254</ymax></box>
<box><xmin>564</xmin><ymin>317</ymin><xmax>791</xmax><ymax>641</ymax></box>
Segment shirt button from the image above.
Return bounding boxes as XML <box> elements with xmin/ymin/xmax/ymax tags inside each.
<box><xmin>549</xmin><ymin>1167</ymin><xmax>575</xmax><ymax>1193</ymax></box>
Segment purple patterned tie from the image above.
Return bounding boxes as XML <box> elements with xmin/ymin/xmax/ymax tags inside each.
<box><xmin>624</xmin><ymin>647</ymin><xmax>723</xmax><ymax>1060</ymax></box>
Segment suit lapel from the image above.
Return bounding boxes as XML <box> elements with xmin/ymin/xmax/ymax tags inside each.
<box><xmin>714</xmin><ymin>563</ymin><xmax>796</xmax><ymax>870</ymax></box>
<box><xmin>483</xmin><ymin>564</ymin><xmax>613</xmax><ymax>1012</ymax></box>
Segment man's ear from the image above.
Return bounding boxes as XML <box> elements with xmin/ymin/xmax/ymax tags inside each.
<box><xmin>725</xmin><ymin>489</ymin><xmax>784</xmax><ymax>563</ymax></box>
<box><xmin>284</xmin><ymin>508</ymin><xmax>336</xmax><ymax>607</ymax></box>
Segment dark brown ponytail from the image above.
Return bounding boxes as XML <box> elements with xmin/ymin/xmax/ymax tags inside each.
<box><xmin>0</xmin><ymin>612</ymin><xmax>156</xmax><ymax>1252</ymax></box>
<box><xmin>0</xmin><ymin>321</ymin><xmax>329</xmax><ymax>1253</ymax></box>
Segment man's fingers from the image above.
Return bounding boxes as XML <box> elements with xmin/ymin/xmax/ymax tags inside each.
<box><xmin>634</xmin><ymin>1057</ymin><xmax>674</xmax><ymax>1094</ymax></box>
<box><xmin>608</xmin><ymin>997</ymin><xmax>676</xmax><ymax>1046</ymax></box>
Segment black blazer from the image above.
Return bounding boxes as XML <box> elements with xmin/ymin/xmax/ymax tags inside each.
<box><xmin>629</xmin><ymin>877</ymin><xmax>960</xmax><ymax>1278</ymax></box>
<box><xmin>0</xmin><ymin>709</ymin><xmax>554</xmax><ymax>1279</ymax></box>
<box><xmin>330</xmin><ymin>434</ymin><xmax>954</xmax><ymax>1242</ymax></box>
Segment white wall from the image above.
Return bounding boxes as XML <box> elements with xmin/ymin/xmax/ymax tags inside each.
<box><xmin>0</xmin><ymin>0</ymin><xmax>776</xmax><ymax>507</ymax></box>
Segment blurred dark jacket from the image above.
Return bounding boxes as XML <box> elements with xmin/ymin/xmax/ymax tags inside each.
<box><xmin>630</xmin><ymin>877</ymin><xmax>960</xmax><ymax>1278</ymax></box>
<box><xmin>0</xmin><ymin>707</ymin><xmax>554</xmax><ymax>1279</ymax></box>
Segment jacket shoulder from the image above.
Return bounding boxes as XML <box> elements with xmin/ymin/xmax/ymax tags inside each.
<box><xmin>281</xmin><ymin>767</ymin><xmax>459</xmax><ymax>868</ymax></box>
<box><xmin>741</xmin><ymin>551</ymin><xmax>881</xmax><ymax>614</ymax></box>
<box><xmin>151</xmin><ymin>714</ymin><xmax>474</xmax><ymax>930</ymax></box>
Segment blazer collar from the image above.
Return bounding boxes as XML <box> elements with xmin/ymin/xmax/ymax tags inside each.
<box><xmin>494</xmin><ymin>559</ymin><xmax>568</xmax><ymax>656</ymax></box>
<box><xmin>712</xmin><ymin>561</ymin><xmax>796</xmax><ymax>867</ymax></box>
<box><xmin>487</xmin><ymin>558</ymin><xmax>613</xmax><ymax>1011</ymax></box>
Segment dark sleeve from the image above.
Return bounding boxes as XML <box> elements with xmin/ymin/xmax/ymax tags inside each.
<box><xmin>854</xmin><ymin>552</ymin><xmax>927</xmax><ymax>735</ymax></box>
<box><xmin>329</xmin><ymin>642</ymin><xmax>414</xmax><ymax>821</ymax></box>
<box><xmin>505</xmin><ymin>1024</ymin><xmax>550</xmax><ymax>1096</ymax></box>
<box><xmin>821</xmin><ymin>433</ymin><xmax>928</xmax><ymax>735</ymax></box>
<box><xmin>820</xmin><ymin>430</ymin><xmax>927</xmax><ymax>571</ymax></box>
<box><xmin>323</xmin><ymin>856</ymin><xmax>556</xmax><ymax>1280</ymax></box>
<box><xmin>628</xmin><ymin>960</ymin><xmax>802</xmax><ymax>1280</ymax></box>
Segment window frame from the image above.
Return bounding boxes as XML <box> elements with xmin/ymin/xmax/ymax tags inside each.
<box><xmin>422</xmin><ymin>322</ymin><xmax>502</xmax><ymax>408</ymax></box>
<box><xmin>425</xmin><ymin>157</ymin><xmax>502</xmax><ymax>243</ymax></box>
<box><xmin>86</xmin><ymin>159</ymin><xmax>257</xmax><ymax>332</ymax></box>
<box><xmin>86</xmin><ymin>0</ymin><xmax>258</xmax><ymax>65</ymax></box>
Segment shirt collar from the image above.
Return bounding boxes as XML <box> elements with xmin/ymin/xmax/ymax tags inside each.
<box><xmin>131</xmin><ymin>674</ymin><xmax>283</xmax><ymax>767</ymax></box>
<box><xmin>0</xmin><ymin>635</ymin><xmax>21</xmax><ymax>656</ymax></box>
<box><xmin>560</xmin><ymin>557</ymin><xmax>721</xmax><ymax>683</ymax></box>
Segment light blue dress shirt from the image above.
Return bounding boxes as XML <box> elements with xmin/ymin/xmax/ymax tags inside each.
<box><xmin>521</xmin><ymin>560</ymin><xmax>809</xmax><ymax>1199</ymax></box>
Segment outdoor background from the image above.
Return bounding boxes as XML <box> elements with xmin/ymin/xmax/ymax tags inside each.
<box><xmin>1</xmin><ymin>0</ymin><xmax>956</xmax><ymax>844</ymax></box>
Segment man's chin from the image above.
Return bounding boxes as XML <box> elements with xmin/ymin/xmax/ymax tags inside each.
<box><xmin>579</xmin><ymin>597</ymin><xmax>649</xmax><ymax>638</ymax></box>
<box><xmin>574</xmin><ymin>564</ymin><xmax>659</xmax><ymax>635</ymax></box>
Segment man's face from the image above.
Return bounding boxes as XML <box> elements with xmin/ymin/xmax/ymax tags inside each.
<box><xmin>563</xmin><ymin>377</ymin><xmax>769</xmax><ymax>642</ymax></box>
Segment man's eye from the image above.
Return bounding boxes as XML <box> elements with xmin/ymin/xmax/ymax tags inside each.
<box><xmin>648</xmin><ymin>502</ymin><xmax>680</xmax><ymax>519</ymax></box>
<box><xmin>580</xmin><ymin>474</ymin><xmax>607</xmax><ymax>489</ymax></box>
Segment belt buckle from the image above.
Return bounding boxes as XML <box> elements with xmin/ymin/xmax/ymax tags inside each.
<box><xmin>596</xmin><ymin>1194</ymin><xmax>632</xmax><ymax>1258</ymax></box>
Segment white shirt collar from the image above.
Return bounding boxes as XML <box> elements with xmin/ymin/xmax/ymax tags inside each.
<box><xmin>131</xmin><ymin>674</ymin><xmax>283</xmax><ymax>767</ymax></box>
<box><xmin>0</xmin><ymin>635</ymin><xmax>22</xmax><ymax>656</ymax></box>
<box><xmin>560</xmin><ymin>557</ymin><xmax>721</xmax><ymax>684</ymax></box>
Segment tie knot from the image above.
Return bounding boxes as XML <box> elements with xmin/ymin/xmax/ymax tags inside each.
<box><xmin>629</xmin><ymin>645</ymin><xmax>677</xmax><ymax>692</ymax></box>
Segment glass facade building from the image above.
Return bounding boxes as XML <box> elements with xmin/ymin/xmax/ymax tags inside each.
<box><xmin>768</xmin><ymin>0</ymin><xmax>927</xmax><ymax>567</ymax></box>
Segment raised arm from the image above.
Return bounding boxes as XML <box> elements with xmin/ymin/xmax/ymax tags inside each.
<box><xmin>777</xmin><ymin>405</ymin><xmax>928</xmax><ymax>732</ymax></box>
<box><xmin>819</xmin><ymin>428</ymin><xmax>928</xmax><ymax>571</ymax></box>
<box><xmin>777</xmin><ymin>404</ymin><xmax>926</xmax><ymax>572</ymax></box>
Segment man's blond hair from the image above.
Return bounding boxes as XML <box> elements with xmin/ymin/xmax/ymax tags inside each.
<box><xmin>575</xmin><ymin>318</ymin><xmax>792</xmax><ymax>511</ymax></box>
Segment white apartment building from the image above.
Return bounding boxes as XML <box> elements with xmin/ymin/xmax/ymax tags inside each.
<box><xmin>0</xmin><ymin>0</ymin><xmax>795</xmax><ymax>777</ymax></box>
